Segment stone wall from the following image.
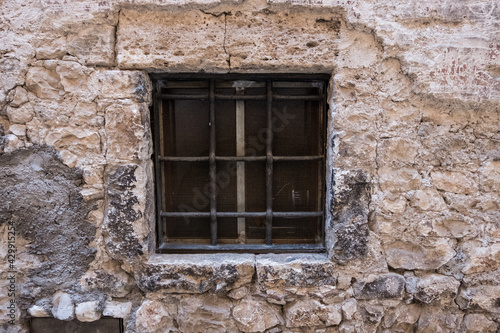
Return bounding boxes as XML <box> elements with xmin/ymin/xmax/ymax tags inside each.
<box><xmin>0</xmin><ymin>0</ymin><xmax>499</xmax><ymax>332</ymax></box>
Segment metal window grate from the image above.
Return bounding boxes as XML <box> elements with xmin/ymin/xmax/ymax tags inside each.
<box><xmin>152</xmin><ymin>74</ymin><xmax>329</xmax><ymax>253</ymax></box>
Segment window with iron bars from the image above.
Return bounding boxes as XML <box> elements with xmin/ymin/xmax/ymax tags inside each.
<box><xmin>152</xmin><ymin>74</ymin><xmax>328</xmax><ymax>253</ymax></box>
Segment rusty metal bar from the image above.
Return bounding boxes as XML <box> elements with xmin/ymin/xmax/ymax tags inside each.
<box><xmin>156</xmin><ymin>93</ymin><xmax>209</xmax><ymax>100</ymax></box>
<box><xmin>272</xmin><ymin>156</ymin><xmax>324</xmax><ymax>161</ymax></box>
<box><xmin>153</xmin><ymin>96</ymin><xmax>164</xmax><ymax>246</ymax></box>
<box><xmin>160</xmin><ymin>211</ymin><xmax>322</xmax><ymax>218</ymax></box>
<box><xmin>209</xmin><ymin>80</ymin><xmax>217</xmax><ymax>245</ymax></box>
<box><xmin>265</xmin><ymin>80</ymin><xmax>273</xmax><ymax>245</ymax></box>
<box><xmin>273</xmin><ymin>94</ymin><xmax>324</xmax><ymax>100</ymax></box>
<box><xmin>159</xmin><ymin>156</ymin><xmax>209</xmax><ymax>162</ymax></box>
<box><xmin>215</xmin><ymin>94</ymin><xmax>266</xmax><ymax>100</ymax></box>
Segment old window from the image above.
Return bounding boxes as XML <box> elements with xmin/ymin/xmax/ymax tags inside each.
<box><xmin>152</xmin><ymin>74</ymin><xmax>328</xmax><ymax>253</ymax></box>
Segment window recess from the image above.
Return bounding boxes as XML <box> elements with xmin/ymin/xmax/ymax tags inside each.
<box><xmin>152</xmin><ymin>74</ymin><xmax>328</xmax><ymax>253</ymax></box>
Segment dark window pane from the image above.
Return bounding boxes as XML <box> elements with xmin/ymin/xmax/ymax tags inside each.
<box><xmin>162</xmin><ymin>99</ymin><xmax>209</xmax><ymax>157</ymax></box>
<box><xmin>163</xmin><ymin>162</ymin><xmax>210</xmax><ymax>212</ymax></box>
<box><xmin>216</xmin><ymin>161</ymin><xmax>237</xmax><ymax>212</ymax></box>
<box><xmin>245</xmin><ymin>101</ymin><xmax>267</xmax><ymax>156</ymax></box>
<box><xmin>245</xmin><ymin>161</ymin><xmax>266</xmax><ymax>212</ymax></box>
<box><xmin>164</xmin><ymin>217</ymin><xmax>210</xmax><ymax>242</ymax></box>
<box><xmin>273</xmin><ymin>161</ymin><xmax>322</xmax><ymax>212</ymax></box>
<box><xmin>218</xmin><ymin>217</ymin><xmax>237</xmax><ymax>240</ymax></box>
<box><xmin>215</xmin><ymin>98</ymin><xmax>236</xmax><ymax>156</ymax></box>
<box><xmin>31</xmin><ymin>318</ymin><xmax>122</xmax><ymax>333</ymax></box>
<box><xmin>246</xmin><ymin>217</ymin><xmax>266</xmax><ymax>243</ymax></box>
<box><xmin>273</xmin><ymin>217</ymin><xmax>321</xmax><ymax>243</ymax></box>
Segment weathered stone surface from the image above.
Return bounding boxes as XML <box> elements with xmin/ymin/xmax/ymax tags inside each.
<box><xmin>456</xmin><ymin>285</ymin><xmax>500</xmax><ymax>314</ymax></box>
<box><xmin>431</xmin><ymin>171</ymin><xmax>477</xmax><ymax>194</ymax></box>
<box><xmin>416</xmin><ymin>307</ymin><xmax>464</xmax><ymax>333</ymax></box>
<box><xmin>461</xmin><ymin>242</ymin><xmax>500</xmax><ymax>274</ymax></box>
<box><xmin>27</xmin><ymin>305</ymin><xmax>50</xmax><ymax>317</ymax></box>
<box><xmin>136</xmin><ymin>299</ymin><xmax>173</xmax><ymax>333</ymax></box>
<box><xmin>410</xmin><ymin>189</ymin><xmax>447</xmax><ymax>212</ymax></box>
<box><xmin>284</xmin><ymin>299</ymin><xmax>342</xmax><ymax>328</ymax></box>
<box><xmin>352</xmin><ymin>273</ymin><xmax>405</xmax><ymax>300</ymax></box>
<box><xmin>462</xmin><ymin>313</ymin><xmax>498</xmax><ymax>333</ymax></box>
<box><xmin>382</xmin><ymin>304</ymin><xmax>420</xmax><ymax>331</ymax></box>
<box><xmin>232</xmin><ymin>299</ymin><xmax>283</xmax><ymax>332</ymax></box>
<box><xmin>256</xmin><ymin>254</ymin><xmax>336</xmax><ymax>291</ymax></box>
<box><xmin>136</xmin><ymin>254</ymin><xmax>254</xmax><ymax>293</ymax></box>
<box><xmin>384</xmin><ymin>239</ymin><xmax>455</xmax><ymax>270</ymax></box>
<box><xmin>75</xmin><ymin>301</ymin><xmax>101</xmax><ymax>322</ymax></box>
<box><xmin>341</xmin><ymin>299</ymin><xmax>357</xmax><ymax>321</ymax></box>
<box><xmin>479</xmin><ymin>160</ymin><xmax>500</xmax><ymax>192</ymax></box>
<box><xmin>177</xmin><ymin>294</ymin><xmax>236</xmax><ymax>332</ymax></box>
<box><xmin>405</xmin><ymin>273</ymin><xmax>460</xmax><ymax>304</ymax></box>
<box><xmin>51</xmin><ymin>292</ymin><xmax>74</xmax><ymax>321</ymax></box>
<box><xmin>102</xmin><ymin>300</ymin><xmax>133</xmax><ymax>318</ymax></box>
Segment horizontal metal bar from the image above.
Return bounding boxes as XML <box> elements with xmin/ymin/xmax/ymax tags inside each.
<box><xmin>273</xmin><ymin>94</ymin><xmax>324</xmax><ymax>101</ymax></box>
<box><xmin>160</xmin><ymin>156</ymin><xmax>322</xmax><ymax>162</ymax></box>
<box><xmin>273</xmin><ymin>156</ymin><xmax>324</xmax><ymax>161</ymax></box>
<box><xmin>273</xmin><ymin>211</ymin><xmax>323</xmax><ymax>218</ymax></box>
<box><xmin>157</xmin><ymin>243</ymin><xmax>326</xmax><ymax>254</ymax></box>
<box><xmin>159</xmin><ymin>156</ymin><xmax>209</xmax><ymax>162</ymax></box>
<box><xmin>156</xmin><ymin>93</ymin><xmax>209</xmax><ymax>100</ymax></box>
<box><xmin>161</xmin><ymin>211</ymin><xmax>323</xmax><ymax>218</ymax></box>
<box><xmin>215</xmin><ymin>156</ymin><xmax>266</xmax><ymax>162</ymax></box>
<box><xmin>214</xmin><ymin>94</ymin><xmax>266</xmax><ymax>100</ymax></box>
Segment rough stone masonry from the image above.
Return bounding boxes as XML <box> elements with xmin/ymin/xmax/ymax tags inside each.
<box><xmin>0</xmin><ymin>0</ymin><xmax>499</xmax><ymax>332</ymax></box>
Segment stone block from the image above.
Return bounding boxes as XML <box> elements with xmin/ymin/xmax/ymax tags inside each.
<box><xmin>462</xmin><ymin>242</ymin><xmax>500</xmax><ymax>274</ymax></box>
<box><xmin>178</xmin><ymin>294</ymin><xmax>236</xmax><ymax>332</ymax></box>
<box><xmin>6</xmin><ymin>103</ymin><xmax>34</xmax><ymax>124</ymax></box>
<box><xmin>136</xmin><ymin>300</ymin><xmax>172</xmax><ymax>332</ymax></box>
<box><xmin>232</xmin><ymin>299</ymin><xmax>283</xmax><ymax>332</ymax></box>
<box><xmin>462</xmin><ymin>314</ymin><xmax>498</xmax><ymax>333</ymax></box>
<box><xmin>378</xmin><ymin>167</ymin><xmax>422</xmax><ymax>192</ymax></box>
<box><xmin>96</xmin><ymin>70</ymin><xmax>151</xmax><ymax>103</ymax></box>
<box><xmin>410</xmin><ymin>189</ymin><xmax>447</xmax><ymax>212</ymax></box>
<box><xmin>51</xmin><ymin>292</ymin><xmax>74</xmax><ymax>321</ymax></box>
<box><xmin>102</xmin><ymin>300</ymin><xmax>132</xmax><ymax>318</ymax></box>
<box><xmin>136</xmin><ymin>254</ymin><xmax>254</xmax><ymax>293</ymax></box>
<box><xmin>479</xmin><ymin>160</ymin><xmax>500</xmax><ymax>192</ymax></box>
<box><xmin>75</xmin><ymin>301</ymin><xmax>101</xmax><ymax>322</ymax></box>
<box><xmin>384</xmin><ymin>239</ymin><xmax>455</xmax><ymax>270</ymax></box>
<box><xmin>284</xmin><ymin>298</ymin><xmax>342</xmax><ymax>328</ymax></box>
<box><xmin>431</xmin><ymin>171</ymin><xmax>477</xmax><ymax>194</ymax></box>
<box><xmin>352</xmin><ymin>273</ymin><xmax>405</xmax><ymax>300</ymax></box>
<box><xmin>405</xmin><ymin>273</ymin><xmax>460</xmax><ymax>304</ymax></box>
<box><xmin>456</xmin><ymin>285</ymin><xmax>500</xmax><ymax>314</ymax></box>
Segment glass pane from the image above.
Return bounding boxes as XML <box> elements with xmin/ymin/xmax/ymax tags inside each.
<box><xmin>245</xmin><ymin>161</ymin><xmax>266</xmax><ymax>212</ymax></box>
<box><xmin>273</xmin><ymin>217</ymin><xmax>321</xmax><ymax>243</ymax></box>
<box><xmin>246</xmin><ymin>217</ymin><xmax>266</xmax><ymax>243</ymax></box>
<box><xmin>273</xmin><ymin>161</ymin><xmax>322</xmax><ymax>212</ymax></box>
<box><xmin>215</xmin><ymin>98</ymin><xmax>236</xmax><ymax>156</ymax></box>
<box><xmin>164</xmin><ymin>217</ymin><xmax>210</xmax><ymax>241</ymax></box>
<box><xmin>245</xmin><ymin>101</ymin><xmax>267</xmax><ymax>156</ymax></box>
<box><xmin>272</xmin><ymin>99</ymin><xmax>322</xmax><ymax>156</ymax></box>
<box><xmin>216</xmin><ymin>161</ymin><xmax>237</xmax><ymax>212</ymax></box>
<box><xmin>163</xmin><ymin>161</ymin><xmax>210</xmax><ymax>212</ymax></box>
<box><xmin>218</xmin><ymin>218</ymin><xmax>237</xmax><ymax>240</ymax></box>
<box><xmin>162</xmin><ymin>99</ymin><xmax>210</xmax><ymax>156</ymax></box>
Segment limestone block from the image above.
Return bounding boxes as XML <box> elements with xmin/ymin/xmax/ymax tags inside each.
<box><xmin>341</xmin><ymin>299</ymin><xmax>357</xmax><ymax>320</ymax></box>
<box><xmin>96</xmin><ymin>70</ymin><xmax>151</xmax><ymax>103</ymax></box>
<box><xmin>456</xmin><ymin>285</ymin><xmax>500</xmax><ymax>314</ymax></box>
<box><xmin>104</xmin><ymin>100</ymin><xmax>150</xmax><ymax>162</ymax></box>
<box><xmin>67</xmin><ymin>25</ymin><xmax>115</xmax><ymax>66</ymax></box>
<box><xmin>462</xmin><ymin>314</ymin><xmax>498</xmax><ymax>333</ymax></box>
<box><xmin>379</xmin><ymin>137</ymin><xmax>418</xmax><ymax>166</ymax></box>
<box><xmin>178</xmin><ymin>294</ymin><xmax>236</xmax><ymax>332</ymax></box>
<box><xmin>337</xmin><ymin>30</ymin><xmax>379</xmax><ymax>69</ymax></box>
<box><xmin>51</xmin><ymin>292</ymin><xmax>74</xmax><ymax>321</ymax></box>
<box><xmin>284</xmin><ymin>299</ymin><xmax>342</xmax><ymax>328</ymax></box>
<box><xmin>7</xmin><ymin>124</ymin><xmax>26</xmax><ymax>137</ymax></box>
<box><xmin>479</xmin><ymin>160</ymin><xmax>500</xmax><ymax>192</ymax></box>
<box><xmin>55</xmin><ymin>61</ymin><xmax>97</xmax><ymax>102</ymax></box>
<box><xmin>136</xmin><ymin>300</ymin><xmax>170</xmax><ymax>332</ymax></box>
<box><xmin>382</xmin><ymin>304</ymin><xmax>420</xmax><ymax>331</ymax></box>
<box><xmin>352</xmin><ymin>273</ymin><xmax>405</xmax><ymax>300</ymax></box>
<box><xmin>117</xmin><ymin>9</ymin><xmax>227</xmax><ymax>71</ymax></box>
<box><xmin>410</xmin><ymin>189</ymin><xmax>447</xmax><ymax>212</ymax></box>
<box><xmin>384</xmin><ymin>239</ymin><xmax>455</xmax><ymax>270</ymax></box>
<box><xmin>256</xmin><ymin>254</ymin><xmax>336</xmax><ymax>290</ymax></box>
<box><xmin>232</xmin><ymin>299</ymin><xmax>283</xmax><ymax>332</ymax></box>
<box><xmin>75</xmin><ymin>301</ymin><xmax>101</xmax><ymax>322</ymax></box>
<box><xmin>431</xmin><ymin>171</ymin><xmax>477</xmax><ymax>194</ymax></box>
<box><xmin>8</xmin><ymin>86</ymin><xmax>28</xmax><ymax>107</ymax></box>
<box><xmin>228</xmin><ymin>287</ymin><xmax>248</xmax><ymax>300</ymax></box>
<box><xmin>416</xmin><ymin>307</ymin><xmax>464</xmax><ymax>333</ymax></box>
<box><xmin>102</xmin><ymin>300</ymin><xmax>132</xmax><ymax>318</ymax></box>
<box><xmin>25</xmin><ymin>67</ymin><xmax>63</xmax><ymax>101</ymax></box>
<box><xmin>461</xmin><ymin>242</ymin><xmax>500</xmax><ymax>274</ymax></box>
<box><xmin>6</xmin><ymin>103</ymin><xmax>34</xmax><ymax>124</ymax></box>
<box><xmin>136</xmin><ymin>254</ymin><xmax>254</xmax><ymax>293</ymax></box>
<box><xmin>432</xmin><ymin>216</ymin><xmax>473</xmax><ymax>239</ymax></box>
<box><xmin>378</xmin><ymin>167</ymin><xmax>422</xmax><ymax>192</ymax></box>
<box><xmin>405</xmin><ymin>273</ymin><xmax>460</xmax><ymax>304</ymax></box>
<box><xmin>28</xmin><ymin>305</ymin><xmax>50</xmax><ymax>317</ymax></box>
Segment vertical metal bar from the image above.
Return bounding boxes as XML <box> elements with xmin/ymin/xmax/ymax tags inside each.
<box><xmin>265</xmin><ymin>80</ymin><xmax>273</xmax><ymax>245</ymax></box>
<box><xmin>209</xmin><ymin>80</ymin><xmax>217</xmax><ymax>245</ymax></box>
<box><xmin>153</xmin><ymin>93</ymin><xmax>164</xmax><ymax>246</ymax></box>
<box><xmin>236</xmin><ymin>89</ymin><xmax>246</xmax><ymax>242</ymax></box>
